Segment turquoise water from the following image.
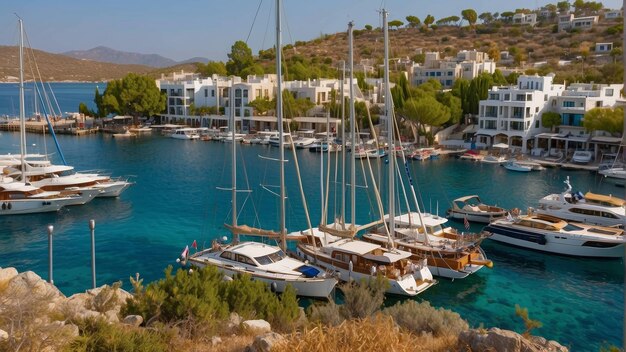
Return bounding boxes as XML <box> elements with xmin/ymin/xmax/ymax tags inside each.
<box><xmin>0</xmin><ymin>81</ymin><xmax>623</xmax><ymax>350</ymax></box>
<box><xmin>0</xmin><ymin>82</ymin><xmax>104</xmax><ymax>117</ymax></box>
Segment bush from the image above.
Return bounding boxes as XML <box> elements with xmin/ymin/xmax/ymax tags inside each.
<box><xmin>66</xmin><ymin>317</ymin><xmax>172</xmax><ymax>352</ymax></box>
<box><xmin>383</xmin><ymin>300</ymin><xmax>469</xmax><ymax>337</ymax></box>
<box><xmin>340</xmin><ymin>275</ymin><xmax>388</xmax><ymax>319</ymax></box>
<box><xmin>308</xmin><ymin>301</ymin><xmax>344</xmax><ymax>326</ymax></box>
<box><xmin>121</xmin><ymin>266</ymin><xmax>300</xmax><ymax>334</ymax></box>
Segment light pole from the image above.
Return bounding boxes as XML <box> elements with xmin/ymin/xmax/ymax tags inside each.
<box><xmin>47</xmin><ymin>224</ymin><xmax>54</xmax><ymax>284</ymax></box>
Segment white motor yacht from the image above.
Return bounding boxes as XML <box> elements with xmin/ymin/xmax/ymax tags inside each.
<box><xmin>188</xmin><ymin>241</ymin><xmax>336</xmax><ymax>299</ymax></box>
<box><xmin>535</xmin><ymin>177</ymin><xmax>626</xmax><ymax>227</ymax></box>
<box><xmin>448</xmin><ymin>195</ymin><xmax>509</xmax><ymax>223</ymax></box>
<box><xmin>483</xmin><ymin>214</ymin><xmax>625</xmax><ymax>258</ymax></box>
<box><xmin>0</xmin><ymin>178</ymin><xmax>79</xmax><ymax>215</ymax></box>
<box><xmin>171</xmin><ymin>128</ymin><xmax>200</xmax><ymax>140</ymax></box>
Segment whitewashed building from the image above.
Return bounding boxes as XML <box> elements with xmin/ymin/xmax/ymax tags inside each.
<box><xmin>411</xmin><ymin>50</ymin><xmax>496</xmax><ymax>89</ymax></box>
<box><xmin>512</xmin><ymin>13</ymin><xmax>537</xmax><ymax>26</ymax></box>
<box><xmin>476</xmin><ymin>74</ymin><xmax>565</xmax><ymax>153</ymax></box>
<box><xmin>558</xmin><ymin>14</ymin><xmax>599</xmax><ymax>31</ymax></box>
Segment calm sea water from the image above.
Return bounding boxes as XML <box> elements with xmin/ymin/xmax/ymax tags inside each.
<box><xmin>0</xmin><ymin>84</ymin><xmax>623</xmax><ymax>350</ymax></box>
<box><xmin>0</xmin><ymin>82</ymin><xmax>103</xmax><ymax>117</ymax></box>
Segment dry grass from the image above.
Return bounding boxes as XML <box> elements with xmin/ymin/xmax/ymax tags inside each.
<box><xmin>273</xmin><ymin>314</ymin><xmax>458</xmax><ymax>352</ymax></box>
<box><xmin>171</xmin><ymin>334</ymin><xmax>255</xmax><ymax>352</ymax></box>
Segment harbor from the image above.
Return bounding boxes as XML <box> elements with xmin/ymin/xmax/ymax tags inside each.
<box><xmin>0</xmin><ymin>131</ymin><xmax>622</xmax><ymax>350</ymax></box>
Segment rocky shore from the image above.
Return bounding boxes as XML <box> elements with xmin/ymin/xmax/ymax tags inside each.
<box><xmin>0</xmin><ymin>267</ymin><xmax>569</xmax><ymax>352</ymax></box>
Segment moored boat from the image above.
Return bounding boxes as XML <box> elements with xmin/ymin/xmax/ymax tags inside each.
<box><xmin>483</xmin><ymin>213</ymin><xmax>625</xmax><ymax>258</ymax></box>
<box><xmin>448</xmin><ymin>195</ymin><xmax>509</xmax><ymax>223</ymax></box>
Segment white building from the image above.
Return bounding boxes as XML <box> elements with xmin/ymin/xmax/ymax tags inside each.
<box><xmin>411</xmin><ymin>50</ymin><xmax>495</xmax><ymax>89</ymax></box>
<box><xmin>558</xmin><ymin>14</ymin><xmax>599</xmax><ymax>31</ymax></box>
<box><xmin>476</xmin><ymin>74</ymin><xmax>565</xmax><ymax>153</ymax></box>
<box><xmin>595</xmin><ymin>42</ymin><xmax>614</xmax><ymax>53</ymax></box>
<box><xmin>512</xmin><ymin>13</ymin><xmax>537</xmax><ymax>26</ymax></box>
<box><xmin>604</xmin><ymin>9</ymin><xmax>622</xmax><ymax>19</ymax></box>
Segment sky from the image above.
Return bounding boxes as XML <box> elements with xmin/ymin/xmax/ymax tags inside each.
<box><xmin>1</xmin><ymin>0</ymin><xmax>623</xmax><ymax>62</ymax></box>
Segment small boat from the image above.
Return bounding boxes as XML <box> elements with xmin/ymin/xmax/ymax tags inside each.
<box><xmin>171</xmin><ymin>128</ymin><xmax>200</xmax><ymax>140</ymax></box>
<box><xmin>503</xmin><ymin>160</ymin><xmax>532</xmax><ymax>172</ymax></box>
<box><xmin>112</xmin><ymin>130</ymin><xmax>136</xmax><ymax>138</ymax></box>
<box><xmin>483</xmin><ymin>213</ymin><xmax>625</xmax><ymax>258</ymax></box>
<box><xmin>535</xmin><ymin>176</ymin><xmax>626</xmax><ymax>227</ymax></box>
<box><xmin>480</xmin><ymin>155</ymin><xmax>507</xmax><ymax>164</ymax></box>
<box><xmin>447</xmin><ymin>195</ymin><xmax>509</xmax><ymax>223</ymax></box>
<box><xmin>571</xmin><ymin>150</ymin><xmax>593</xmax><ymax>164</ymax></box>
<box><xmin>459</xmin><ymin>150</ymin><xmax>482</xmax><ymax>161</ymax></box>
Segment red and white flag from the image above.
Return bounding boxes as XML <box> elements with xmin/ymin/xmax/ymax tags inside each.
<box><xmin>191</xmin><ymin>240</ymin><xmax>197</xmax><ymax>249</ymax></box>
<box><xmin>464</xmin><ymin>216</ymin><xmax>470</xmax><ymax>230</ymax></box>
<box><xmin>181</xmin><ymin>245</ymin><xmax>189</xmax><ymax>259</ymax></box>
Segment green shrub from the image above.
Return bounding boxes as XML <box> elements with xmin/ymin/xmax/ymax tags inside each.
<box><xmin>66</xmin><ymin>317</ymin><xmax>172</xmax><ymax>352</ymax></box>
<box><xmin>383</xmin><ymin>300</ymin><xmax>469</xmax><ymax>337</ymax></box>
<box><xmin>122</xmin><ymin>266</ymin><xmax>300</xmax><ymax>334</ymax></box>
<box><xmin>340</xmin><ymin>275</ymin><xmax>388</xmax><ymax>319</ymax></box>
<box><xmin>308</xmin><ymin>301</ymin><xmax>344</xmax><ymax>326</ymax></box>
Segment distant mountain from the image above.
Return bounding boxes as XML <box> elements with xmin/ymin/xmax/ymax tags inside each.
<box><xmin>62</xmin><ymin>46</ymin><xmax>208</xmax><ymax>68</ymax></box>
<box><xmin>179</xmin><ymin>57</ymin><xmax>210</xmax><ymax>64</ymax></box>
<box><xmin>0</xmin><ymin>46</ymin><xmax>153</xmax><ymax>82</ymax></box>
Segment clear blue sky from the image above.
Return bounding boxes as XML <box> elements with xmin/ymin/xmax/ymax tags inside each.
<box><xmin>0</xmin><ymin>0</ymin><xmax>622</xmax><ymax>62</ymax></box>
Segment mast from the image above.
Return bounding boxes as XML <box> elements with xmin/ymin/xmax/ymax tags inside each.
<box><xmin>340</xmin><ymin>60</ymin><xmax>346</xmax><ymax>227</ymax></box>
<box><xmin>383</xmin><ymin>9</ymin><xmax>395</xmax><ymax>247</ymax></box>
<box><xmin>231</xmin><ymin>78</ymin><xmax>238</xmax><ymax>244</ymax></box>
<box><xmin>349</xmin><ymin>21</ymin><xmax>356</xmax><ymax>230</ymax></box>
<box><xmin>276</xmin><ymin>0</ymin><xmax>286</xmax><ymax>251</ymax></box>
<box><xmin>18</xmin><ymin>18</ymin><xmax>26</xmax><ymax>183</ymax></box>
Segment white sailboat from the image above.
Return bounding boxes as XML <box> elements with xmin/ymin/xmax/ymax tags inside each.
<box><xmin>296</xmin><ymin>15</ymin><xmax>434</xmax><ymax>296</ymax></box>
<box><xmin>0</xmin><ymin>18</ymin><xmax>79</xmax><ymax>215</ymax></box>
<box><xmin>181</xmin><ymin>2</ymin><xmax>337</xmax><ymax>299</ymax></box>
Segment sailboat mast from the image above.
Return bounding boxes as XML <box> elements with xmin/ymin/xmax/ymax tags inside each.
<box><xmin>18</xmin><ymin>18</ymin><xmax>26</xmax><ymax>182</ymax></box>
<box><xmin>383</xmin><ymin>9</ymin><xmax>395</xmax><ymax>245</ymax></box>
<box><xmin>348</xmin><ymin>21</ymin><xmax>356</xmax><ymax>229</ymax></box>
<box><xmin>276</xmin><ymin>0</ymin><xmax>286</xmax><ymax>251</ymax></box>
<box><xmin>231</xmin><ymin>78</ymin><xmax>238</xmax><ymax>244</ymax></box>
<box><xmin>340</xmin><ymin>60</ymin><xmax>346</xmax><ymax>226</ymax></box>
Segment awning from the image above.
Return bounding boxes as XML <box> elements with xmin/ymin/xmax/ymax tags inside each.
<box><xmin>591</xmin><ymin>136</ymin><xmax>622</xmax><ymax>144</ymax></box>
<box><xmin>492</xmin><ymin>143</ymin><xmax>509</xmax><ymax>149</ymax></box>
<box><xmin>534</xmin><ymin>133</ymin><xmax>559</xmax><ymax>139</ymax></box>
<box><xmin>551</xmin><ymin>134</ymin><xmax>588</xmax><ymax>143</ymax></box>
<box><xmin>475</xmin><ymin>129</ymin><xmax>499</xmax><ymax>136</ymax></box>
<box><xmin>294</xmin><ymin>117</ymin><xmax>341</xmax><ymax>124</ymax></box>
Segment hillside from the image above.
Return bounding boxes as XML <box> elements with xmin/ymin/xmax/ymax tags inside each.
<box><xmin>0</xmin><ymin>46</ymin><xmax>154</xmax><ymax>82</ymax></box>
<box><xmin>62</xmin><ymin>46</ymin><xmax>180</xmax><ymax>68</ymax></box>
<box><xmin>281</xmin><ymin>18</ymin><xmax>622</xmax><ymax>70</ymax></box>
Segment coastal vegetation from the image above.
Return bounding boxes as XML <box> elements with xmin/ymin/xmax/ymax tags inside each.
<box><xmin>92</xmin><ymin>73</ymin><xmax>166</xmax><ymax>119</ymax></box>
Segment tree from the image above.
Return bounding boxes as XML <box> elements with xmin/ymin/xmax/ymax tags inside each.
<box><xmin>492</xmin><ymin>69</ymin><xmax>508</xmax><ymax>85</ymax></box>
<box><xmin>423</xmin><ymin>15</ymin><xmax>435</xmax><ymax>27</ymax></box>
<box><xmin>248</xmin><ymin>97</ymin><xmax>274</xmax><ymax>116</ymax></box>
<box><xmin>461</xmin><ymin>9</ymin><xmax>478</xmax><ymax>27</ymax></box>
<box><xmin>364</xmin><ymin>24</ymin><xmax>373</xmax><ymax>31</ymax></box>
<box><xmin>583</xmin><ymin>107</ymin><xmax>624</xmax><ymax>134</ymax></box>
<box><xmin>541</xmin><ymin>111</ymin><xmax>562</xmax><ymax>132</ymax></box>
<box><xmin>93</xmin><ymin>86</ymin><xmax>106</xmax><ymax>117</ymax></box>
<box><xmin>78</xmin><ymin>102</ymin><xmax>93</xmax><ymax>117</ymax></box>
<box><xmin>573</xmin><ymin>0</ymin><xmax>585</xmax><ymax>14</ymax></box>
<box><xmin>197</xmin><ymin>61</ymin><xmax>227</xmax><ymax>76</ymax></box>
<box><xmin>557</xmin><ymin>1</ymin><xmax>570</xmax><ymax>13</ymax></box>
<box><xmin>500</xmin><ymin>11</ymin><xmax>515</xmax><ymax>22</ymax></box>
<box><xmin>399</xmin><ymin>96</ymin><xmax>451</xmax><ymax>141</ymax></box>
<box><xmin>388</xmin><ymin>20</ymin><xmax>404</xmax><ymax>29</ymax></box>
<box><xmin>405</xmin><ymin>16</ymin><xmax>421</xmax><ymax>28</ymax></box>
<box><xmin>226</xmin><ymin>40</ymin><xmax>255</xmax><ymax>77</ymax></box>
<box><xmin>100</xmin><ymin>73</ymin><xmax>166</xmax><ymax>124</ymax></box>
<box><xmin>487</xmin><ymin>45</ymin><xmax>500</xmax><ymax>62</ymax></box>
<box><xmin>610</xmin><ymin>47</ymin><xmax>622</xmax><ymax>63</ymax></box>
<box><xmin>437</xmin><ymin>91</ymin><xmax>462</xmax><ymax>124</ymax></box>
<box><xmin>479</xmin><ymin>12</ymin><xmax>494</xmax><ymax>24</ymax></box>
<box><xmin>281</xmin><ymin>90</ymin><xmax>314</xmax><ymax>119</ymax></box>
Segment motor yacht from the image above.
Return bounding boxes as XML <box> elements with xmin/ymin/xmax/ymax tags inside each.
<box><xmin>448</xmin><ymin>195</ymin><xmax>509</xmax><ymax>223</ymax></box>
<box><xmin>535</xmin><ymin>177</ymin><xmax>626</xmax><ymax>227</ymax></box>
<box><xmin>483</xmin><ymin>213</ymin><xmax>624</xmax><ymax>258</ymax></box>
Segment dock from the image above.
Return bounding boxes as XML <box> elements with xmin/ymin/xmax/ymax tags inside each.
<box><xmin>0</xmin><ymin>120</ymin><xmax>99</xmax><ymax>135</ymax></box>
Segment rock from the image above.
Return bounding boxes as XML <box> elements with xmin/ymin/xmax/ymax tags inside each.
<box><xmin>0</xmin><ymin>329</ymin><xmax>7</xmax><ymax>341</ymax></box>
<box><xmin>104</xmin><ymin>310</ymin><xmax>119</xmax><ymax>323</ymax></box>
<box><xmin>211</xmin><ymin>336</ymin><xmax>222</xmax><ymax>346</ymax></box>
<box><xmin>248</xmin><ymin>332</ymin><xmax>285</xmax><ymax>352</ymax></box>
<box><xmin>242</xmin><ymin>319</ymin><xmax>271</xmax><ymax>334</ymax></box>
<box><xmin>64</xmin><ymin>323</ymin><xmax>80</xmax><ymax>339</ymax></box>
<box><xmin>123</xmin><ymin>315</ymin><xmax>143</xmax><ymax>327</ymax></box>
<box><xmin>0</xmin><ymin>267</ymin><xmax>18</xmax><ymax>284</ymax></box>
<box><xmin>228</xmin><ymin>312</ymin><xmax>242</xmax><ymax>330</ymax></box>
<box><xmin>458</xmin><ymin>328</ymin><xmax>568</xmax><ymax>352</ymax></box>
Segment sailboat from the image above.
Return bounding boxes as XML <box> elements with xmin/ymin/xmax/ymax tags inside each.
<box><xmin>358</xmin><ymin>12</ymin><xmax>493</xmax><ymax>279</ymax></box>
<box><xmin>180</xmin><ymin>0</ymin><xmax>337</xmax><ymax>299</ymax></box>
<box><xmin>0</xmin><ymin>18</ymin><xmax>81</xmax><ymax>215</ymax></box>
<box><xmin>295</xmin><ymin>16</ymin><xmax>435</xmax><ymax>296</ymax></box>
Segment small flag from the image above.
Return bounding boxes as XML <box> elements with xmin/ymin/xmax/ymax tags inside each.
<box><xmin>181</xmin><ymin>245</ymin><xmax>189</xmax><ymax>260</ymax></box>
<box><xmin>464</xmin><ymin>216</ymin><xmax>470</xmax><ymax>230</ymax></box>
<box><xmin>191</xmin><ymin>240</ymin><xmax>197</xmax><ymax>249</ymax></box>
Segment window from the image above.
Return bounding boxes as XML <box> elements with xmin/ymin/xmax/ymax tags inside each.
<box><xmin>563</xmin><ymin>101</ymin><xmax>575</xmax><ymax>107</ymax></box>
<box><xmin>485</xmin><ymin>106</ymin><xmax>498</xmax><ymax>117</ymax></box>
<box><xmin>526</xmin><ymin>107</ymin><xmax>531</xmax><ymax>117</ymax></box>
<box><xmin>220</xmin><ymin>251</ymin><xmax>233</xmax><ymax>260</ymax></box>
<box><xmin>512</xmin><ymin>107</ymin><xmax>523</xmax><ymax>118</ymax></box>
<box><xmin>489</xmin><ymin>93</ymin><xmax>499</xmax><ymax>100</ymax></box>
<box><xmin>504</xmin><ymin>94</ymin><xmax>510</xmax><ymax>101</ymax></box>
<box><xmin>204</xmin><ymin>89</ymin><xmax>208</xmax><ymax>97</ymax></box>
<box><xmin>526</xmin><ymin>94</ymin><xmax>532</xmax><ymax>101</ymax></box>
<box><xmin>606</xmin><ymin>89</ymin><xmax>614</xmax><ymax>97</ymax></box>
<box><xmin>516</xmin><ymin>94</ymin><xmax>525</xmax><ymax>101</ymax></box>
<box><xmin>235</xmin><ymin>89</ymin><xmax>242</xmax><ymax>98</ymax></box>
<box><xmin>211</xmin><ymin>89</ymin><xmax>215</xmax><ymax>97</ymax></box>
<box><xmin>447</xmin><ymin>71</ymin><xmax>453</xmax><ymax>76</ymax></box>
<box><xmin>535</xmin><ymin>120</ymin><xmax>539</xmax><ymax>128</ymax></box>
<box><xmin>243</xmin><ymin>89</ymin><xmax>248</xmax><ymax>98</ymax></box>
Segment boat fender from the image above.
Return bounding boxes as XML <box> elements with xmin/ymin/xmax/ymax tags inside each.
<box><xmin>6</xmin><ymin>203</ymin><xmax>11</xmax><ymax>210</ymax></box>
<box><xmin>270</xmin><ymin>282</ymin><xmax>277</xmax><ymax>293</ymax></box>
<box><xmin>1</xmin><ymin>203</ymin><xmax>5</xmax><ymax>210</ymax></box>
